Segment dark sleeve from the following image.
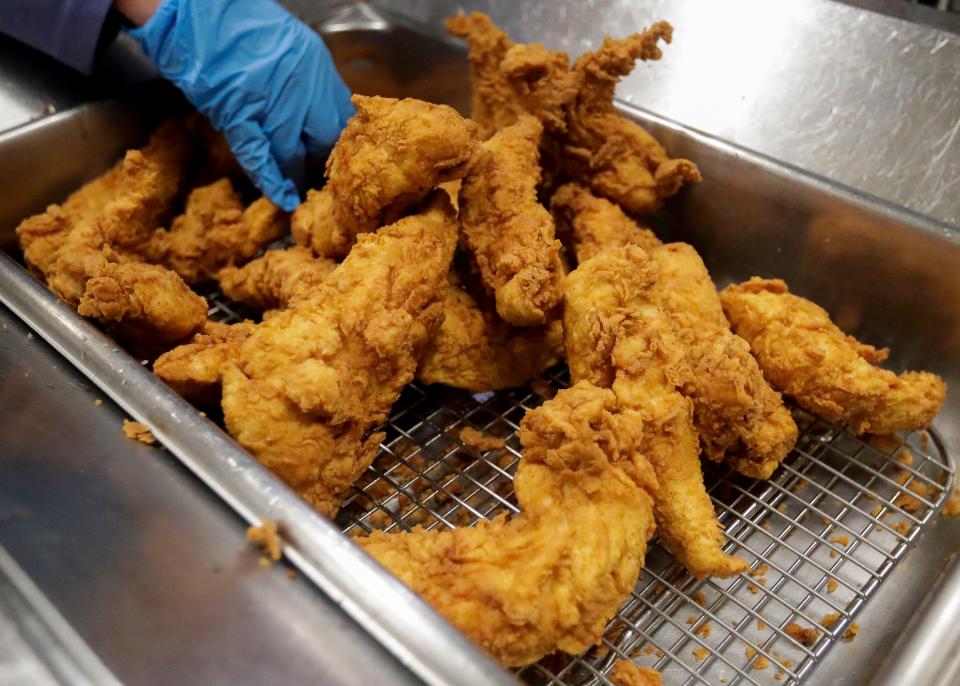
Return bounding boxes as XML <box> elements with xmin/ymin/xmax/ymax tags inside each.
<box><xmin>0</xmin><ymin>0</ymin><xmax>114</xmax><ymax>74</ymax></box>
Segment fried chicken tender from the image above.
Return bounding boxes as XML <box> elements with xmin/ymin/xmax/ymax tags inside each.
<box><xmin>549</xmin><ymin>186</ymin><xmax>795</xmax><ymax>477</ymax></box>
<box><xmin>445</xmin><ymin>12</ymin><xmax>576</xmax><ymax>138</ymax></box>
<box><xmin>564</xmin><ymin>246</ymin><xmax>747</xmax><ymax>579</ymax></box>
<box><xmin>291</xmin><ymin>95</ymin><xmax>478</xmax><ymax>258</ymax></box>
<box><xmin>721</xmin><ymin>278</ymin><xmax>947</xmax><ymax>435</ymax></box>
<box><xmin>651</xmin><ymin>245</ymin><xmax>797</xmax><ymax>478</ymax></box>
<box><xmin>550</xmin><ymin>182</ymin><xmax>662</xmax><ymax>262</ymax></box>
<box><xmin>147</xmin><ymin>178</ymin><xmax>288</xmax><ymax>284</ymax></box>
<box><xmin>78</xmin><ymin>248</ymin><xmax>209</xmax><ymax>346</ymax></box>
<box><xmin>17</xmin><ymin>120</ymin><xmax>193</xmax><ymax>279</ymax></box>
<box><xmin>459</xmin><ymin>115</ymin><xmax>565</xmax><ymax>326</ymax></box>
<box><xmin>562</xmin><ymin>24</ymin><xmax>701</xmax><ymax>214</ymax></box>
<box><xmin>217</xmin><ymin>193</ymin><xmax>457</xmax><ymax>516</ymax></box>
<box><xmin>154</xmin><ymin>320</ymin><xmax>255</xmax><ymax>405</ymax></box>
<box><xmin>356</xmin><ymin>382</ymin><xmax>658</xmax><ymax>667</ymax></box>
<box><xmin>416</xmin><ymin>277</ymin><xmax>563</xmax><ymax>391</ymax></box>
<box><xmin>217</xmin><ymin>246</ymin><xmax>336</xmax><ymax>311</ymax></box>
<box><xmin>16</xmin><ymin>121</ymin><xmax>205</xmax><ymax>345</ymax></box>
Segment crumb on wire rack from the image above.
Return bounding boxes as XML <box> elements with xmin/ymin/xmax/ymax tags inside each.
<box><xmin>459</xmin><ymin>426</ymin><xmax>506</xmax><ymax>452</ymax></box>
<box><xmin>610</xmin><ymin>659</ymin><xmax>662</xmax><ymax>685</ymax></box>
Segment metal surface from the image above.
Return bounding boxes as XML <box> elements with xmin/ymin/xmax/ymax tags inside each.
<box><xmin>0</xmin><ymin>299</ymin><xmax>433</xmax><ymax>686</ymax></box>
<box><xmin>0</xmin><ymin>255</ymin><xmax>515</xmax><ymax>686</ymax></box>
<box><xmin>0</xmin><ymin>547</ymin><xmax>118</xmax><ymax>686</ymax></box>
<box><xmin>2</xmin><ymin>3</ymin><xmax>960</xmax><ymax>686</ymax></box>
<box><xmin>369</xmin><ymin>0</ymin><xmax>960</xmax><ymax>227</ymax></box>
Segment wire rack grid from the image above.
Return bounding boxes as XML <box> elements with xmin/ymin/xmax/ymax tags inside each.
<box><xmin>203</xmin><ymin>288</ymin><xmax>953</xmax><ymax>686</ymax></box>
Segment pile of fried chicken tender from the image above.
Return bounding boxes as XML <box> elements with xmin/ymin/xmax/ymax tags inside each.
<box><xmin>17</xmin><ymin>13</ymin><xmax>947</xmax><ymax>673</ymax></box>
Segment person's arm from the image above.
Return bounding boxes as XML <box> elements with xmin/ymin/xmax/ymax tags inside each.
<box><xmin>0</xmin><ymin>1</ymin><xmax>114</xmax><ymax>74</ymax></box>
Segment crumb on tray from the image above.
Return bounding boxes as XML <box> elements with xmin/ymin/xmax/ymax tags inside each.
<box><xmin>123</xmin><ymin>419</ymin><xmax>156</xmax><ymax>445</ymax></box>
<box><xmin>458</xmin><ymin>426</ymin><xmax>506</xmax><ymax>452</ymax></box>
<box><xmin>247</xmin><ymin>519</ymin><xmax>282</xmax><ymax>561</ymax></box>
<box><xmin>610</xmin><ymin>659</ymin><xmax>662</xmax><ymax>686</ymax></box>
<box><xmin>943</xmin><ymin>487</ymin><xmax>960</xmax><ymax>517</ymax></box>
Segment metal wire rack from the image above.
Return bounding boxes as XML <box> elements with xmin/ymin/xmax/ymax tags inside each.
<box><xmin>203</xmin><ymin>288</ymin><xmax>953</xmax><ymax>686</ymax></box>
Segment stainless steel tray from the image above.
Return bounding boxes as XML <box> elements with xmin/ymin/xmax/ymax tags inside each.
<box><xmin>2</xmin><ymin>4</ymin><xmax>960</xmax><ymax>686</ymax></box>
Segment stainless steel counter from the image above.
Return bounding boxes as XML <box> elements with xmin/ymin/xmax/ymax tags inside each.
<box><xmin>0</xmin><ymin>303</ymin><xmax>423</xmax><ymax>686</ymax></box>
<box><xmin>368</xmin><ymin>0</ymin><xmax>960</xmax><ymax>227</ymax></box>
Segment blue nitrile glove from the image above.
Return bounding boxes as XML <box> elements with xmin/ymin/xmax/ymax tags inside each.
<box><xmin>129</xmin><ymin>0</ymin><xmax>354</xmax><ymax>211</ymax></box>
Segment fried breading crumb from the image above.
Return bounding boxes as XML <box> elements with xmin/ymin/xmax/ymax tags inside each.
<box><xmin>870</xmin><ymin>504</ymin><xmax>884</xmax><ymax>518</ymax></box>
<box><xmin>843</xmin><ymin>624</ymin><xmax>859</xmax><ymax>641</ymax></box>
<box><xmin>122</xmin><ymin>420</ymin><xmax>156</xmax><ymax>444</ymax></box>
<box><xmin>894</xmin><ymin>519</ymin><xmax>911</xmax><ymax>535</ymax></box>
<box><xmin>247</xmin><ymin>519</ymin><xmax>282</xmax><ymax>561</ymax></box>
<box><xmin>286</xmin><ymin>569</ymin><xmax>296</xmax><ymax>579</ymax></box>
<box><xmin>831</xmin><ymin>534</ymin><xmax>849</xmax><ymax>546</ymax></box>
<box><xmin>530</xmin><ymin>378</ymin><xmax>556</xmax><ymax>400</ymax></box>
<box><xmin>692</xmin><ymin>647</ymin><xmax>710</xmax><ymax>662</ymax></box>
<box><xmin>785</xmin><ymin>622</ymin><xmax>820</xmax><ymax>646</ymax></box>
<box><xmin>895</xmin><ymin>479</ymin><xmax>932</xmax><ymax>513</ymax></box>
<box><xmin>693</xmin><ymin>591</ymin><xmax>706</xmax><ymax>607</ymax></box>
<box><xmin>745</xmin><ymin>646</ymin><xmax>756</xmax><ymax>660</ymax></box>
<box><xmin>693</xmin><ymin>622</ymin><xmax>712</xmax><ymax>639</ymax></box>
<box><xmin>827</xmin><ymin>578</ymin><xmax>838</xmax><ymax>594</ymax></box>
<box><xmin>258</xmin><ymin>556</ymin><xmax>271</xmax><ymax>568</ymax></box>
<box><xmin>94</xmin><ymin>399</ymin><xmax>103</xmax><ymax>406</ymax></box>
<box><xmin>898</xmin><ymin>450</ymin><xmax>913</xmax><ymax>467</ymax></box>
<box><xmin>610</xmin><ymin>660</ymin><xmax>662</xmax><ymax>686</ymax></box>
<box><xmin>943</xmin><ymin>487</ymin><xmax>960</xmax><ymax>517</ymax></box>
<box><xmin>867</xmin><ymin>433</ymin><xmax>901</xmax><ymax>453</ymax></box>
<box><xmin>821</xmin><ymin>612</ymin><xmax>840</xmax><ymax>629</ymax></box>
<box><xmin>753</xmin><ymin>656</ymin><xmax>769</xmax><ymax>670</ymax></box>
<box><xmin>749</xmin><ymin>563</ymin><xmax>769</xmax><ymax>577</ymax></box>
<box><xmin>758</xmin><ymin>618</ymin><xmax>767</xmax><ymax>630</ymax></box>
<box><xmin>774</xmin><ymin>669</ymin><xmax>785</xmax><ymax>681</ymax></box>
<box><xmin>459</xmin><ymin>426</ymin><xmax>506</xmax><ymax>452</ymax></box>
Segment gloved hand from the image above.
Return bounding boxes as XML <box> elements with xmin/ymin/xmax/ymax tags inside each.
<box><xmin>129</xmin><ymin>0</ymin><xmax>354</xmax><ymax>211</ymax></box>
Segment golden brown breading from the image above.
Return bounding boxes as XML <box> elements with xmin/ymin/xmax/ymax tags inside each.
<box><xmin>721</xmin><ymin>278</ymin><xmax>947</xmax><ymax>435</ymax></box>
<box><xmin>416</xmin><ymin>277</ymin><xmax>562</xmax><ymax>392</ymax></box>
<box><xmin>445</xmin><ymin>13</ymin><xmax>575</xmax><ymax>139</ymax></box>
<box><xmin>217</xmin><ymin>246</ymin><xmax>336</xmax><ymax>311</ymax></box>
<box><xmin>217</xmin><ymin>193</ymin><xmax>457</xmax><ymax>516</ymax></box>
<box><xmin>30</xmin><ymin>146</ymin><xmax>207</xmax><ymax>345</ymax></box>
<box><xmin>147</xmin><ymin>178</ymin><xmax>288</xmax><ymax>284</ymax></box>
<box><xmin>153</xmin><ymin>320</ymin><xmax>255</xmax><ymax>405</ymax></box>
<box><xmin>78</xmin><ymin>248</ymin><xmax>208</xmax><ymax>346</ymax></box>
<box><xmin>564</xmin><ymin>245</ymin><xmax>746</xmax><ymax>579</ymax></box>
<box><xmin>611</xmin><ymin>661</ymin><xmax>663</xmax><ymax>686</ymax></box>
<box><xmin>550</xmin><ymin>182</ymin><xmax>662</xmax><ymax>262</ymax></box>
<box><xmin>459</xmin><ymin>115</ymin><xmax>565</xmax><ymax>326</ymax></box>
<box><xmin>17</xmin><ymin>120</ymin><xmax>193</xmax><ymax>279</ymax></box>
<box><xmin>356</xmin><ymin>382</ymin><xmax>658</xmax><ymax>667</ymax></box>
<box><xmin>445</xmin><ymin>12</ymin><xmax>577</xmax><ymax>139</ymax></box>
<box><xmin>651</xmin><ymin>245</ymin><xmax>797</xmax><ymax>478</ymax></box>
<box><xmin>561</xmin><ymin>24</ymin><xmax>701</xmax><ymax>214</ymax></box>
<box><xmin>291</xmin><ymin>95</ymin><xmax>478</xmax><ymax>258</ymax></box>
<box><xmin>547</xmin><ymin>184</ymin><xmax>795</xmax><ymax>478</ymax></box>
<box><xmin>16</xmin><ymin>120</ymin><xmax>204</xmax><ymax>347</ymax></box>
